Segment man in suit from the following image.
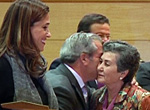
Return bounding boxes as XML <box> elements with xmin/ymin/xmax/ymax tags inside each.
<box><xmin>46</xmin><ymin>32</ymin><xmax>103</xmax><ymax>110</ymax></box>
<box><xmin>49</xmin><ymin>13</ymin><xmax>110</xmax><ymax>89</ymax></box>
<box><xmin>136</xmin><ymin>62</ymin><xmax>150</xmax><ymax>91</ymax></box>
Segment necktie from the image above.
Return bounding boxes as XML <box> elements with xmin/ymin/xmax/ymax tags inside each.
<box><xmin>82</xmin><ymin>85</ymin><xmax>88</xmax><ymax>103</ymax></box>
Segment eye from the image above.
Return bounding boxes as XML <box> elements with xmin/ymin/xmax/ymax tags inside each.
<box><xmin>98</xmin><ymin>34</ymin><xmax>110</xmax><ymax>39</ymax></box>
<box><xmin>106</xmin><ymin>35</ymin><xmax>110</xmax><ymax>38</ymax></box>
<box><xmin>99</xmin><ymin>59</ymin><xmax>103</xmax><ymax>64</ymax></box>
<box><xmin>105</xmin><ymin>61</ymin><xmax>110</xmax><ymax>66</ymax></box>
<box><xmin>43</xmin><ymin>26</ymin><xmax>48</xmax><ymax>31</ymax></box>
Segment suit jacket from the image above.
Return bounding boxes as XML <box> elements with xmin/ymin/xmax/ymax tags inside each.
<box><xmin>46</xmin><ymin>63</ymin><xmax>89</xmax><ymax>110</ymax></box>
<box><xmin>136</xmin><ymin>62</ymin><xmax>150</xmax><ymax>91</ymax></box>
<box><xmin>49</xmin><ymin>58</ymin><xmax>61</xmax><ymax>70</ymax></box>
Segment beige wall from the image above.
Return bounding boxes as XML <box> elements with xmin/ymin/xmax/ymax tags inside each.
<box><xmin>0</xmin><ymin>1</ymin><xmax>150</xmax><ymax>68</ymax></box>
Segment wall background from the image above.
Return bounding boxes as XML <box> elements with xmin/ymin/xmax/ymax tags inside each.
<box><xmin>0</xmin><ymin>0</ymin><xmax>150</xmax><ymax>68</ymax></box>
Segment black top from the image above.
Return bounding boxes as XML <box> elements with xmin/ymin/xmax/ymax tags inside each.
<box><xmin>0</xmin><ymin>56</ymin><xmax>14</xmax><ymax>110</ymax></box>
<box><xmin>0</xmin><ymin>56</ymin><xmax>48</xmax><ymax>110</ymax></box>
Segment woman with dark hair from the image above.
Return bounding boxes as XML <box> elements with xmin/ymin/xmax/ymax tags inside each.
<box><xmin>0</xmin><ymin>0</ymin><xmax>58</xmax><ymax>109</ymax></box>
<box><xmin>90</xmin><ymin>40</ymin><xmax>150</xmax><ymax>110</ymax></box>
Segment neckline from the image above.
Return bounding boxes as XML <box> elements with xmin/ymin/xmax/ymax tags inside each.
<box><xmin>103</xmin><ymin>92</ymin><xmax>117</xmax><ymax>110</ymax></box>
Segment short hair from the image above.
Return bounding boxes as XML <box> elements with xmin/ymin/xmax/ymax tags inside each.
<box><xmin>77</xmin><ymin>13</ymin><xmax>110</xmax><ymax>33</ymax></box>
<box><xmin>60</xmin><ymin>32</ymin><xmax>102</xmax><ymax>64</ymax></box>
<box><xmin>103</xmin><ymin>40</ymin><xmax>140</xmax><ymax>83</ymax></box>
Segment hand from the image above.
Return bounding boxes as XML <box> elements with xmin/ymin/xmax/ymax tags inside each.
<box><xmin>131</xmin><ymin>77</ymin><xmax>138</xmax><ymax>86</ymax></box>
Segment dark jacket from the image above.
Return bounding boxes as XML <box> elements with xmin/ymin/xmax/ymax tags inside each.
<box><xmin>136</xmin><ymin>62</ymin><xmax>150</xmax><ymax>91</ymax></box>
<box><xmin>46</xmin><ymin>63</ymin><xmax>90</xmax><ymax>110</ymax></box>
<box><xmin>0</xmin><ymin>56</ymin><xmax>14</xmax><ymax>110</ymax></box>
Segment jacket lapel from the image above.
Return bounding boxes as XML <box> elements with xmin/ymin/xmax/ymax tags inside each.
<box><xmin>59</xmin><ymin>64</ymin><xmax>88</xmax><ymax>110</ymax></box>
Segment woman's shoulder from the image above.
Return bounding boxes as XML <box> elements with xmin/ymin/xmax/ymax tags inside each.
<box><xmin>0</xmin><ymin>56</ymin><xmax>14</xmax><ymax>104</ymax></box>
<box><xmin>0</xmin><ymin>55</ymin><xmax>13</xmax><ymax>82</ymax></box>
<box><xmin>132</xmin><ymin>85</ymin><xmax>150</xmax><ymax>109</ymax></box>
<box><xmin>93</xmin><ymin>86</ymin><xmax>106</xmax><ymax>95</ymax></box>
<box><xmin>91</xmin><ymin>86</ymin><xmax>107</xmax><ymax>102</ymax></box>
<box><xmin>89</xmin><ymin>86</ymin><xmax>107</xmax><ymax>110</ymax></box>
<box><xmin>130</xmin><ymin>85</ymin><xmax>150</xmax><ymax>100</ymax></box>
<box><xmin>141</xmin><ymin>95</ymin><xmax>150</xmax><ymax>109</ymax></box>
<box><xmin>0</xmin><ymin>56</ymin><xmax>12</xmax><ymax>72</ymax></box>
<box><xmin>0</xmin><ymin>55</ymin><xmax>13</xmax><ymax>85</ymax></box>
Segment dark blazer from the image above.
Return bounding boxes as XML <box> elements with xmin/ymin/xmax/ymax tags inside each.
<box><xmin>46</xmin><ymin>63</ymin><xmax>89</xmax><ymax>110</ymax></box>
<box><xmin>49</xmin><ymin>58</ymin><xmax>61</xmax><ymax>70</ymax></box>
<box><xmin>136</xmin><ymin>62</ymin><xmax>150</xmax><ymax>91</ymax></box>
<box><xmin>0</xmin><ymin>56</ymin><xmax>14</xmax><ymax>110</ymax></box>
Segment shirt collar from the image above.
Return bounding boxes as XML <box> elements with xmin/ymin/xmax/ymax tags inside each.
<box><xmin>64</xmin><ymin>64</ymin><xmax>85</xmax><ymax>89</ymax></box>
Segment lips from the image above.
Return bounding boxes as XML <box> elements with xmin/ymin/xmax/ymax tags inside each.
<box><xmin>42</xmin><ymin>40</ymin><xmax>46</xmax><ymax>44</ymax></box>
<box><xmin>98</xmin><ymin>73</ymin><xmax>104</xmax><ymax>77</ymax></box>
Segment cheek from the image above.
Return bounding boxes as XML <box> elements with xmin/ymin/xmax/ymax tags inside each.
<box><xmin>95</xmin><ymin>58</ymin><xmax>100</xmax><ymax>64</ymax></box>
<box><xmin>104</xmin><ymin>67</ymin><xmax>112</xmax><ymax>75</ymax></box>
<box><xmin>31</xmin><ymin>28</ymin><xmax>43</xmax><ymax>42</ymax></box>
<box><xmin>32</xmin><ymin>30</ymin><xmax>44</xmax><ymax>43</ymax></box>
<box><xmin>32</xmin><ymin>34</ymin><xmax>40</xmax><ymax>45</ymax></box>
<box><xmin>31</xmin><ymin>28</ymin><xmax>37</xmax><ymax>41</ymax></box>
<box><xmin>105</xmin><ymin>68</ymin><xmax>118</xmax><ymax>80</ymax></box>
<box><xmin>32</xmin><ymin>33</ymin><xmax>37</xmax><ymax>41</ymax></box>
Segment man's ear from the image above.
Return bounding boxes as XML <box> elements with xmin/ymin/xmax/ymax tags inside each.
<box><xmin>120</xmin><ymin>70</ymin><xmax>129</xmax><ymax>80</ymax></box>
<box><xmin>80</xmin><ymin>53</ymin><xmax>90</xmax><ymax>65</ymax></box>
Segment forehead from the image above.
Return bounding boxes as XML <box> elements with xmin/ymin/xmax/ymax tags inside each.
<box><xmin>102</xmin><ymin>52</ymin><xmax>119</xmax><ymax>62</ymax></box>
<box><xmin>90</xmin><ymin>23</ymin><xmax>110</xmax><ymax>32</ymax></box>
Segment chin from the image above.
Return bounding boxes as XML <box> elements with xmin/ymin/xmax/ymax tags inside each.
<box><xmin>40</xmin><ymin>47</ymin><xmax>44</xmax><ymax>52</ymax></box>
<box><xmin>97</xmin><ymin>79</ymin><xmax>104</xmax><ymax>83</ymax></box>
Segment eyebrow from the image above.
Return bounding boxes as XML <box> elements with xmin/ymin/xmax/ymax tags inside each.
<box><xmin>102</xmin><ymin>58</ymin><xmax>111</xmax><ymax>63</ymax></box>
<box><xmin>45</xmin><ymin>22</ymin><xmax>50</xmax><ymax>25</ymax></box>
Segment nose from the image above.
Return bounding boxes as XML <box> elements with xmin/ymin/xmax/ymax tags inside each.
<box><xmin>46</xmin><ymin>30</ymin><xmax>51</xmax><ymax>38</ymax></box>
<box><xmin>97</xmin><ymin>63</ymin><xmax>104</xmax><ymax>72</ymax></box>
<box><xmin>102</xmin><ymin>36</ymin><xmax>109</xmax><ymax>43</ymax></box>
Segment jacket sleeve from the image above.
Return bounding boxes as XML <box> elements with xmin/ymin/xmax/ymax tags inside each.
<box><xmin>0</xmin><ymin>56</ymin><xmax>14</xmax><ymax>105</ymax></box>
<box><xmin>136</xmin><ymin>62</ymin><xmax>150</xmax><ymax>91</ymax></box>
<box><xmin>46</xmin><ymin>73</ymin><xmax>78</xmax><ymax>110</ymax></box>
<box><xmin>53</xmin><ymin>85</ymin><xmax>78</xmax><ymax>110</ymax></box>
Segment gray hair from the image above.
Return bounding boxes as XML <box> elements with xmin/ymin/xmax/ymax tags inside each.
<box><xmin>103</xmin><ymin>40</ymin><xmax>140</xmax><ymax>83</ymax></box>
<box><xmin>60</xmin><ymin>32</ymin><xmax>102</xmax><ymax>64</ymax></box>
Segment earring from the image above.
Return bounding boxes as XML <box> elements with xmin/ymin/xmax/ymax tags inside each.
<box><xmin>120</xmin><ymin>77</ymin><xmax>123</xmax><ymax>80</ymax></box>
